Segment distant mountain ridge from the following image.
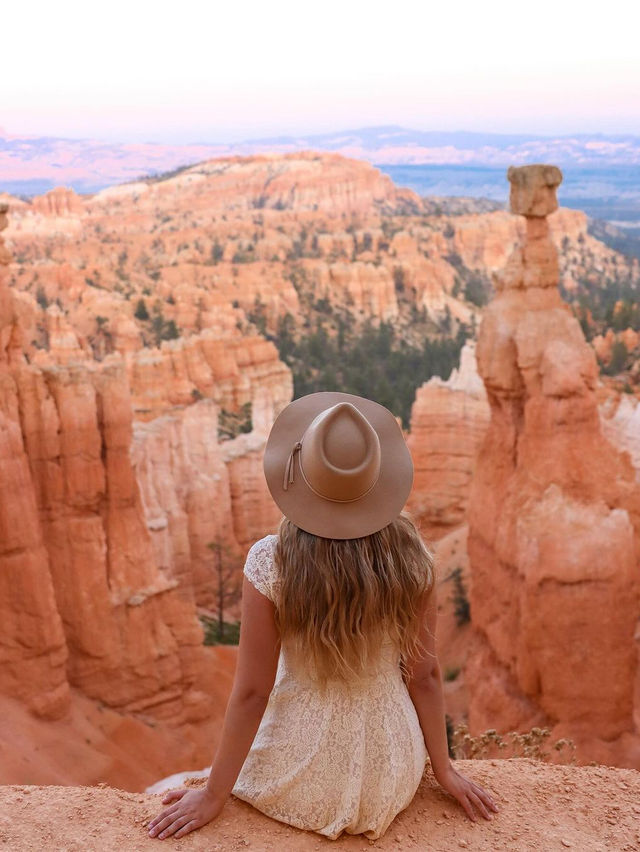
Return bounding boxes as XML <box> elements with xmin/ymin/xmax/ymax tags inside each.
<box><xmin>248</xmin><ymin>125</ymin><xmax>640</xmax><ymax>164</ymax></box>
<box><xmin>2</xmin><ymin>124</ymin><xmax>640</xmax><ymax>198</ymax></box>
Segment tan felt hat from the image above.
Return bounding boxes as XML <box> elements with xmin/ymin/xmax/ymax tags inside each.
<box><xmin>263</xmin><ymin>391</ymin><xmax>413</xmax><ymax>539</ymax></box>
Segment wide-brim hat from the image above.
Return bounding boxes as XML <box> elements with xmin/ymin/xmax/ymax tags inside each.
<box><xmin>263</xmin><ymin>391</ymin><xmax>413</xmax><ymax>539</ymax></box>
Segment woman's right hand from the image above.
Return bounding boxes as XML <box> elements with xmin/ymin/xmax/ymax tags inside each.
<box><xmin>435</xmin><ymin>765</ymin><xmax>500</xmax><ymax>822</ymax></box>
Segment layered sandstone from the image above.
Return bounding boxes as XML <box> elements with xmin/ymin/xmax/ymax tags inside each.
<box><xmin>31</xmin><ymin>187</ymin><xmax>83</xmax><ymax>217</ymax></box>
<box><xmin>3</xmin><ymin>151</ymin><xmax>639</xmax><ymax>788</ymax></box>
<box><xmin>466</xmin><ymin>165</ymin><xmax>640</xmax><ymax>766</ymax></box>
<box><xmin>6</xmin><ymin>340</ymin><xmax>214</xmax><ymax>719</ymax></box>
<box><xmin>4</xmin><ymin>151</ymin><xmax>633</xmax><ymax>371</ymax></box>
<box><xmin>309</xmin><ymin>260</ymin><xmax>398</xmax><ymax>319</ymax></box>
<box><xmin>0</xmin><ymin>202</ymin><xmax>70</xmax><ymax>720</ymax></box>
<box><xmin>125</xmin><ymin>331</ymin><xmax>291</xmax><ymax>421</ymax></box>
<box><xmin>130</xmin><ymin>390</ymin><xmax>283</xmax><ymax>609</ymax></box>
<box><xmin>0</xmin><ymin>206</ymin><xmax>287</xmax><ymax>791</ymax></box>
<box><xmin>409</xmin><ymin>335</ymin><xmax>640</xmax><ymax>545</ymax></box>
<box><xmin>89</xmin><ymin>151</ymin><xmax>422</xmax><ymax>217</ymax></box>
<box><xmin>407</xmin><ymin>343</ymin><xmax>489</xmax><ymax>537</ymax></box>
<box><xmin>599</xmin><ymin>391</ymin><xmax>640</xmax><ymax>480</ymax></box>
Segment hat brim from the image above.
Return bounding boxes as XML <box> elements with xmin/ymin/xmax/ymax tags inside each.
<box><xmin>263</xmin><ymin>391</ymin><xmax>413</xmax><ymax>539</ymax></box>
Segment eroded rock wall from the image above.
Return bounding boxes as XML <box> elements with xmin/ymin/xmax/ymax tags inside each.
<box><xmin>0</xmin><ymin>203</ymin><xmax>70</xmax><ymax>719</ymax></box>
<box><xmin>466</xmin><ymin>166</ymin><xmax>640</xmax><ymax>755</ymax></box>
<box><xmin>0</xmin><ymin>205</ymin><xmax>287</xmax><ymax>740</ymax></box>
<box><xmin>407</xmin><ymin>342</ymin><xmax>489</xmax><ymax>538</ymax></box>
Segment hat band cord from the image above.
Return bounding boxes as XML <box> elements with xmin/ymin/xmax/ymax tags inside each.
<box><xmin>283</xmin><ymin>441</ymin><xmax>302</xmax><ymax>490</ymax></box>
<box><xmin>283</xmin><ymin>438</ymin><xmax>380</xmax><ymax>504</ymax></box>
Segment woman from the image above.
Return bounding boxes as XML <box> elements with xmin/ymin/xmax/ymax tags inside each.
<box><xmin>148</xmin><ymin>392</ymin><xmax>499</xmax><ymax>841</ymax></box>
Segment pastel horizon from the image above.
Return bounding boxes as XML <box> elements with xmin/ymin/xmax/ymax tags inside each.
<box><xmin>3</xmin><ymin>0</ymin><xmax>639</xmax><ymax>144</ymax></box>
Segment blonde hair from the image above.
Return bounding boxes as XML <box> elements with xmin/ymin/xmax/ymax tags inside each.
<box><xmin>274</xmin><ymin>512</ymin><xmax>435</xmax><ymax>686</ymax></box>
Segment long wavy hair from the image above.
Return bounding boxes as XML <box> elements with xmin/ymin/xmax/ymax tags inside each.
<box><xmin>274</xmin><ymin>511</ymin><xmax>435</xmax><ymax>686</ymax></box>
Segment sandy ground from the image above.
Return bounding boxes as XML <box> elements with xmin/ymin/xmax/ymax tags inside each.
<box><xmin>2</xmin><ymin>758</ymin><xmax>639</xmax><ymax>851</ymax></box>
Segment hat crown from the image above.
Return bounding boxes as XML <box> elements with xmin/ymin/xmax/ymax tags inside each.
<box><xmin>263</xmin><ymin>390</ymin><xmax>413</xmax><ymax>538</ymax></box>
<box><xmin>299</xmin><ymin>402</ymin><xmax>381</xmax><ymax>502</ymax></box>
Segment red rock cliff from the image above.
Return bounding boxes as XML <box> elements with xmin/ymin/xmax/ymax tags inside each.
<box><xmin>466</xmin><ymin>165</ymin><xmax>640</xmax><ymax>766</ymax></box>
<box><xmin>407</xmin><ymin>342</ymin><xmax>489</xmax><ymax>538</ymax></box>
<box><xmin>0</xmin><ymin>202</ymin><xmax>70</xmax><ymax>719</ymax></box>
<box><xmin>0</xmin><ymin>207</ymin><xmax>260</xmax><ymax>790</ymax></box>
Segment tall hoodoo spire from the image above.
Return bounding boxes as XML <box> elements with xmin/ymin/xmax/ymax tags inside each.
<box><xmin>466</xmin><ymin>163</ymin><xmax>640</xmax><ymax>762</ymax></box>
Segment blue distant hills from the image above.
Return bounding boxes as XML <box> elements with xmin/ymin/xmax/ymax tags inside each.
<box><xmin>1</xmin><ymin>124</ymin><xmax>639</xmax><ymax>227</ymax></box>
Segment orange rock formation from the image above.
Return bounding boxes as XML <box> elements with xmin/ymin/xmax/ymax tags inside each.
<box><xmin>3</xmin><ymin>151</ymin><xmax>639</xmax><ymax>789</ymax></box>
<box><xmin>31</xmin><ymin>187</ymin><xmax>83</xmax><ymax>217</ymax></box>
<box><xmin>407</xmin><ymin>343</ymin><xmax>489</xmax><ymax>538</ymax></box>
<box><xmin>599</xmin><ymin>391</ymin><xmax>640</xmax><ymax>478</ymax></box>
<box><xmin>5</xmin><ymin>151</ymin><xmax>631</xmax><ymax>371</ymax></box>
<box><xmin>0</xmin><ymin>206</ymin><xmax>284</xmax><ymax>789</ymax></box>
<box><xmin>0</xmin><ymin>202</ymin><xmax>69</xmax><ymax>719</ymax></box>
<box><xmin>466</xmin><ymin>165</ymin><xmax>640</xmax><ymax>767</ymax></box>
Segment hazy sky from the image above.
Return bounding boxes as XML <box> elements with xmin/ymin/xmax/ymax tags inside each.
<box><xmin>3</xmin><ymin>0</ymin><xmax>639</xmax><ymax>142</ymax></box>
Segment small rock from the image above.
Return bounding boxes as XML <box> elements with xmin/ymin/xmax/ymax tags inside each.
<box><xmin>561</xmin><ymin>841</ymin><xmax>571</xmax><ymax>848</ymax></box>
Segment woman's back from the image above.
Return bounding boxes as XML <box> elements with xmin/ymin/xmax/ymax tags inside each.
<box><xmin>232</xmin><ymin>534</ymin><xmax>428</xmax><ymax>840</ymax></box>
<box><xmin>148</xmin><ymin>392</ymin><xmax>498</xmax><ymax>844</ymax></box>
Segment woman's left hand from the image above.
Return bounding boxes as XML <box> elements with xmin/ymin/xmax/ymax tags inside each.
<box><xmin>147</xmin><ymin>787</ymin><xmax>224</xmax><ymax>840</ymax></box>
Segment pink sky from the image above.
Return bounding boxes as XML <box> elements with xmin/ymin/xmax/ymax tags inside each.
<box><xmin>3</xmin><ymin>0</ymin><xmax>639</xmax><ymax>143</ymax></box>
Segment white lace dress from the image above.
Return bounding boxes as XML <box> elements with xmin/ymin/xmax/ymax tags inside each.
<box><xmin>231</xmin><ymin>535</ymin><xmax>428</xmax><ymax>841</ymax></box>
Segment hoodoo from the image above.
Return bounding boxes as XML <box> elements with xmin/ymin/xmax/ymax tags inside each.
<box><xmin>466</xmin><ymin>165</ymin><xmax>640</xmax><ymax>765</ymax></box>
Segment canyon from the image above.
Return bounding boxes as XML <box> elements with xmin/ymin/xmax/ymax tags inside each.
<box><xmin>0</xmin><ymin>152</ymin><xmax>639</xmax><ymax>815</ymax></box>
<box><xmin>0</xmin><ymin>201</ymin><xmax>247</xmax><ymax>792</ymax></box>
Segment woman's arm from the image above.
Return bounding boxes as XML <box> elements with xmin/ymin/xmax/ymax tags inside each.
<box><xmin>148</xmin><ymin>576</ymin><xmax>280</xmax><ymax>840</ymax></box>
<box><xmin>405</xmin><ymin>583</ymin><xmax>499</xmax><ymax>823</ymax></box>
<box><xmin>203</xmin><ymin>576</ymin><xmax>280</xmax><ymax>800</ymax></box>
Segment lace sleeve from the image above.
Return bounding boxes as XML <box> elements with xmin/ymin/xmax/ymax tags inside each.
<box><xmin>243</xmin><ymin>535</ymin><xmax>278</xmax><ymax>602</ymax></box>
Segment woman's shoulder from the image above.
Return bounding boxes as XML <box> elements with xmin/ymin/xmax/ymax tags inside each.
<box><xmin>243</xmin><ymin>534</ymin><xmax>279</xmax><ymax>601</ymax></box>
<box><xmin>246</xmin><ymin>534</ymin><xmax>278</xmax><ymax>559</ymax></box>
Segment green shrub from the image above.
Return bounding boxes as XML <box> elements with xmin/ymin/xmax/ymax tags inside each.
<box><xmin>444</xmin><ymin>665</ymin><xmax>461</xmax><ymax>682</ymax></box>
<box><xmin>272</xmin><ymin>315</ymin><xmax>467</xmax><ymax>429</ymax></box>
<box><xmin>464</xmin><ymin>275</ymin><xmax>489</xmax><ymax>307</ymax></box>
<box><xmin>134</xmin><ymin>298</ymin><xmax>149</xmax><ymax>320</ymax></box>
<box><xmin>36</xmin><ymin>286</ymin><xmax>49</xmax><ymax>309</ymax></box>
<box><xmin>450</xmin><ymin>567</ymin><xmax>471</xmax><ymax>626</ymax></box>
<box><xmin>217</xmin><ymin>402</ymin><xmax>253</xmax><ymax>440</ymax></box>
<box><xmin>200</xmin><ymin>616</ymin><xmax>240</xmax><ymax>646</ymax></box>
<box><xmin>603</xmin><ymin>340</ymin><xmax>629</xmax><ymax>375</ymax></box>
